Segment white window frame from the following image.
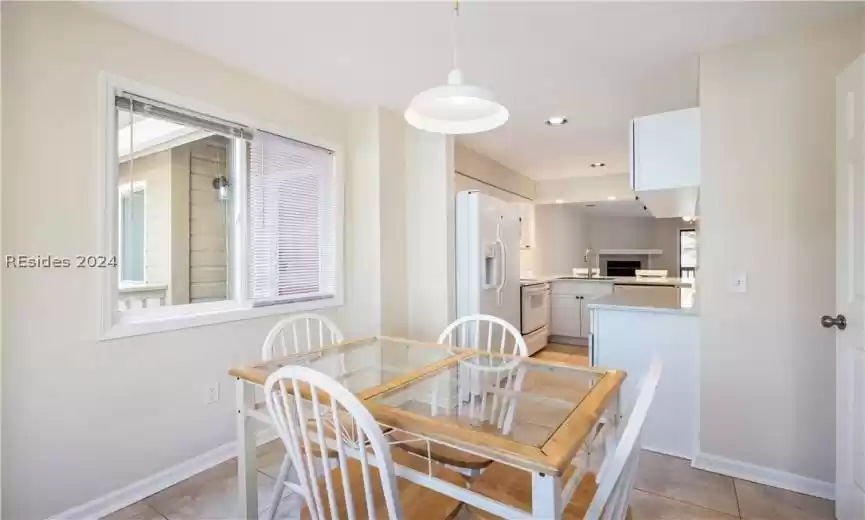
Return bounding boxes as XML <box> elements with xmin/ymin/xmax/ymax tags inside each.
<box><xmin>97</xmin><ymin>73</ymin><xmax>345</xmax><ymax>340</ymax></box>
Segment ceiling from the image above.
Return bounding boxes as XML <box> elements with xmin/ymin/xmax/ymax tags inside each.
<box><xmin>91</xmin><ymin>2</ymin><xmax>860</xmax><ymax>181</ymax></box>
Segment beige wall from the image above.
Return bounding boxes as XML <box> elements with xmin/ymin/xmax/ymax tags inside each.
<box><xmin>533</xmin><ymin>206</ymin><xmax>687</xmax><ymax>276</ymax></box>
<box><xmin>0</xmin><ymin>3</ymin><xmax>419</xmax><ymax>518</ymax></box>
<box><xmin>454</xmin><ymin>142</ymin><xmax>535</xmax><ymax>200</ymax></box>
<box><xmin>379</xmin><ymin>110</ymin><xmax>410</xmax><ymax>337</ymax></box>
<box><xmin>407</xmin><ymin>129</ymin><xmax>454</xmax><ymax>341</ymax></box>
<box><xmin>344</xmin><ymin>106</ymin><xmax>410</xmax><ymax>339</ymax></box>
<box><xmin>699</xmin><ymin>14</ymin><xmax>863</xmax><ymax>485</ymax></box>
<box><xmin>534</xmin><ymin>204</ymin><xmax>590</xmax><ymax>276</ymax></box>
<box><xmin>534</xmin><ymin>173</ymin><xmax>633</xmax><ymax>204</ymax></box>
<box><xmin>454</xmin><ymin>172</ymin><xmax>528</xmax><ymax>203</ymax></box>
<box><xmin>588</xmin><ymin>215</ymin><xmax>659</xmax><ymax>252</ymax></box>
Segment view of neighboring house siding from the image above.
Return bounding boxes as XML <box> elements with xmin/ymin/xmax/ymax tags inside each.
<box><xmin>188</xmin><ymin>136</ymin><xmax>229</xmax><ymax>303</ymax></box>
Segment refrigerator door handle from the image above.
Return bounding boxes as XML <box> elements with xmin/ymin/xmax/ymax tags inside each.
<box><xmin>495</xmin><ymin>217</ymin><xmax>506</xmax><ymax>306</ymax></box>
<box><xmin>500</xmin><ymin>227</ymin><xmax>508</xmax><ymax>304</ymax></box>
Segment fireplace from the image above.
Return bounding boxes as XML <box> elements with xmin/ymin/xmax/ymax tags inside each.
<box><xmin>606</xmin><ymin>260</ymin><xmax>642</xmax><ymax>277</ymax></box>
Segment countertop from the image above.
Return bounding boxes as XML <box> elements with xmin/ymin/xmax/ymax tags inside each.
<box><xmin>586</xmin><ymin>288</ymin><xmax>698</xmax><ymax>316</ymax></box>
<box><xmin>520</xmin><ymin>275</ymin><xmax>694</xmax><ymax>288</ymax></box>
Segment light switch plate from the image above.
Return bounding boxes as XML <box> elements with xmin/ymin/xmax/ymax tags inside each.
<box><xmin>728</xmin><ymin>272</ymin><xmax>747</xmax><ymax>293</ymax></box>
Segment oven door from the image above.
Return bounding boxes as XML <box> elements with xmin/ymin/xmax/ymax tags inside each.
<box><xmin>523</xmin><ymin>325</ymin><xmax>549</xmax><ymax>356</ymax></box>
<box><xmin>521</xmin><ymin>284</ymin><xmax>549</xmax><ymax>334</ymax></box>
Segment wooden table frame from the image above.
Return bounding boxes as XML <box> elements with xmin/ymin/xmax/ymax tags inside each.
<box><xmin>230</xmin><ymin>336</ymin><xmax>625</xmax><ymax>519</ymax></box>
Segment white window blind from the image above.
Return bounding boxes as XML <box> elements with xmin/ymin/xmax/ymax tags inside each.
<box><xmin>248</xmin><ymin>131</ymin><xmax>337</xmax><ymax>305</ymax></box>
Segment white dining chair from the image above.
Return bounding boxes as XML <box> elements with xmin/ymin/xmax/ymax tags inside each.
<box><xmin>437</xmin><ymin>315</ymin><xmax>528</xmax><ymax>425</ymax></box>
<box><xmin>261</xmin><ymin>313</ymin><xmax>344</xmax><ymax>361</ymax></box>
<box><xmin>467</xmin><ymin>359</ymin><xmax>662</xmax><ymax>520</ymax></box>
<box><xmin>437</xmin><ymin>314</ymin><xmax>528</xmax><ymax>357</ymax></box>
<box><xmin>392</xmin><ymin>316</ymin><xmax>529</xmax><ymax>477</ymax></box>
<box><xmin>261</xmin><ymin>313</ymin><xmax>344</xmax><ymax>519</ymax></box>
<box><xmin>264</xmin><ymin>365</ymin><xmax>466</xmax><ymax>520</ymax></box>
<box><xmin>583</xmin><ymin>359</ymin><xmax>662</xmax><ymax>519</ymax></box>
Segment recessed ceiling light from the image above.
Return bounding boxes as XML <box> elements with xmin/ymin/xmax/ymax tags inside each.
<box><xmin>545</xmin><ymin>116</ymin><xmax>568</xmax><ymax>126</ymax></box>
<box><xmin>607</xmin><ymin>196</ymin><xmax>617</xmax><ymax>201</ymax></box>
<box><xmin>591</xmin><ymin>162</ymin><xmax>606</xmax><ymax>168</ymax></box>
<box><xmin>555</xmin><ymin>199</ymin><xmax>564</xmax><ymax>204</ymax></box>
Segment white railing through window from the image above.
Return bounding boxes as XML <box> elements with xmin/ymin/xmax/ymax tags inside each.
<box><xmin>118</xmin><ymin>283</ymin><xmax>167</xmax><ymax>311</ymax></box>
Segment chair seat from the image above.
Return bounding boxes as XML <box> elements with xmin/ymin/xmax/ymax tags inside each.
<box><xmin>301</xmin><ymin>449</ymin><xmax>467</xmax><ymax>520</ymax></box>
<box><xmin>467</xmin><ymin>462</ymin><xmax>632</xmax><ymax>520</ymax></box>
<box><xmin>389</xmin><ymin>429</ymin><xmax>492</xmax><ymax>471</ymax></box>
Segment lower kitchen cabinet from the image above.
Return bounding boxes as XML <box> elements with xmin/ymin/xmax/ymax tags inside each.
<box><xmin>550</xmin><ymin>294</ymin><xmax>581</xmax><ymax>337</ymax></box>
<box><xmin>550</xmin><ymin>280</ymin><xmax>614</xmax><ymax>339</ymax></box>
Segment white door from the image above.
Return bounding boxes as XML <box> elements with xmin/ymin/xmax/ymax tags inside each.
<box><xmin>834</xmin><ymin>54</ymin><xmax>865</xmax><ymax>520</ymax></box>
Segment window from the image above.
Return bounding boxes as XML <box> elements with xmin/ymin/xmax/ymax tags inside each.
<box><xmin>248</xmin><ymin>132</ymin><xmax>337</xmax><ymax>304</ymax></box>
<box><xmin>119</xmin><ymin>182</ymin><xmax>146</xmax><ymax>283</ymax></box>
<box><xmin>103</xmin><ymin>81</ymin><xmax>342</xmax><ymax>337</ymax></box>
<box><xmin>679</xmin><ymin>229</ymin><xmax>697</xmax><ymax>280</ymax></box>
<box><xmin>115</xmin><ymin>94</ymin><xmax>237</xmax><ymax>311</ymax></box>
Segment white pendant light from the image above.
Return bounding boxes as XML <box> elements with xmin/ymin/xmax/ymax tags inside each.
<box><xmin>404</xmin><ymin>0</ymin><xmax>508</xmax><ymax>135</ymax></box>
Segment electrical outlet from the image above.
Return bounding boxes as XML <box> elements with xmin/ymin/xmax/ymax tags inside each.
<box><xmin>728</xmin><ymin>272</ymin><xmax>747</xmax><ymax>293</ymax></box>
<box><xmin>206</xmin><ymin>383</ymin><xmax>220</xmax><ymax>404</ymax></box>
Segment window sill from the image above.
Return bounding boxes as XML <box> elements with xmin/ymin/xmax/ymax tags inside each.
<box><xmin>99</xmin><ymin>297</ymin><xmax>341</xmax><ymax>341</ymax></box>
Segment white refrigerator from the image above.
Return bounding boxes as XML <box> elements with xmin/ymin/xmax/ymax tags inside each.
<box><xmin>455</xmin><ymin>190</ymin><xmax>521</xmax><ymax>330</ymax></box>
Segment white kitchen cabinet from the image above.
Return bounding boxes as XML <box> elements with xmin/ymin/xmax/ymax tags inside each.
<box><xmin>519</xmin><ymin>202</ymin><xmax>535</xmax><ymax>249</ymax></box>
<box><xmin>550</xmin><ymin>281</ymin><xmax>614</xmax><ymax>338</ymax></box>
<box><xmin>550</xmin><ymin>294</ymin><xmax>581</xmax><ymax>337</ymax></box>
<box><xmin>630</xmin><ymin>107</ymin><xmax>700</xmax><ymax>218</ymax></box>
<box><xmin>630</xmin><ymin>107</ymin><xmax>700</xmax><ymax>191</ymax></box>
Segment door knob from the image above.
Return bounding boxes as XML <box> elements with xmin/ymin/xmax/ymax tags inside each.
<box><xmin>821</xmin><ymin>314</ymin><xmax>847</xmax><ymax>330</ymax></box>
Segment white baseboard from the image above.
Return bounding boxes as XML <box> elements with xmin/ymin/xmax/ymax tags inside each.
<box><xmin>48</xmin><ymin>429</ymin><xmax>279</xmax><ymax>520</ymax></box>
<box><xmin>643</xmin><ymin>444</ymin><xmax>695</xmax><ymax>461</ymax></box>
<box><xmin>691</xmin><ymin>451</ymin><xmax>835</xmax><ymax>500</ymax></box>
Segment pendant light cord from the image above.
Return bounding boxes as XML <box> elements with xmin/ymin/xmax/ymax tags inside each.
<box><xmin>128</xmin><ymin>93</ymin><xmax>135</xmax><ymax>226</ymax></box>
<box><xmin>452</xmin><ymin>0</ymin><xmax>460</xmax><ymax>72</ymax></box>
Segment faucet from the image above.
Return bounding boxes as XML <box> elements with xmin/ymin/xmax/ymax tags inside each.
<box><xmin>584</xmin><ymin>248</ymin><xmax>594</xmax><ymax>278</ymax></box>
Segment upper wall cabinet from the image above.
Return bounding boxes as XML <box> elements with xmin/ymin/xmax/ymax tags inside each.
<box><xmin>630</xmin><ymin>107</ymin><xmax>700</xmax><ymax>218</ymax></box>
<box><xmin>519</xmin><ymin>202</ymin><xmax>535</xmax><ymax>249</ymax></box>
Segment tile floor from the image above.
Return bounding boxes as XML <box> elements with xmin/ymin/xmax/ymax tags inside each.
<box><xmin>104</xmin><ymin>344</ymin><xmax>834</xmax><ymax>519</ymax></box>
<box><xmin>104</xmin><ymin>442</ymin><xmax>835</xmax><ymax>520</ymax></box>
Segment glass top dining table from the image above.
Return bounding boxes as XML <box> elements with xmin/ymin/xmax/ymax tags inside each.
<box><xmin>230</xmin><ymin>336</ymin><xmax>626</xmax><ymax>476</ymax></box>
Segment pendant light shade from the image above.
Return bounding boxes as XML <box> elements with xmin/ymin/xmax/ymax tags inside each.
<box><xmin>404</xmin><ymin>1</ymin><xmax>508</xmax><ymax>135</ymax></box>
<box><xmin>405</xmin><ymin>69</ymin><xmax>509</xmax><ymax>135</ymax></box>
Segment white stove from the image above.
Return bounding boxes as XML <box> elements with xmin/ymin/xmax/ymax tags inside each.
<box><xmin>520</xmin><ymin>281</ymin><xmax>550</xmax><ymax>355</ymax></box>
